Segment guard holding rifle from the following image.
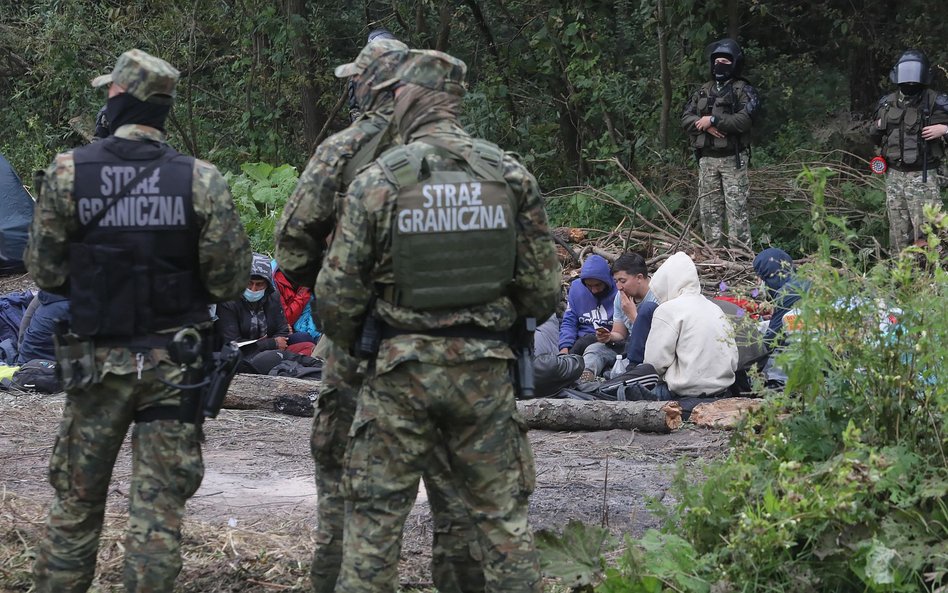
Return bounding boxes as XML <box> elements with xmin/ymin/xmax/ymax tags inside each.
<box><xmin>315</xmin><ymin>50</ymin><xmax>560</xmax><ymax>592</ymax></box>
<box><xmin>25</xmin><ymin>49</ymin><xmax>250</xmax><ymax>593</ymax></box>
<box><xmin>870</xmin><ymin>49</ymin><xmax>948</xmax><ymax>252</ymax></box>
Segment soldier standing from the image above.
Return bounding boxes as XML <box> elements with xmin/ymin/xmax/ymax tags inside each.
<box><xmin>274</xmin><ymin>39</ymin><xmax>486</xmax><ymax>593</ymax></box>
<box><xmin>315</xmin><ymin>50</ymin><xmax>561</xmax><ymax>593</ymax></box>
<box><xmin>26</xmin><ymin>49</ymin><xmax>250</xmax><ymax>592</ymax></box>
<box><xmin>682</xmin><ymin>38</ymin><xmax>760</xmax><ymax>250</ymax></box>
<box><xmin>870</xmin><ymin>49</ymin><xmax>948</xmax><ymax>251</ymax></box>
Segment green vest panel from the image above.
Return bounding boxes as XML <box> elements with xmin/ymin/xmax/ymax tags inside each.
<box><xmin>880</xmin><ymin>89</ymin><xmax>944</xmax><ymax>166</ymax></box>
<box><xmin>379</xmin><ymin>140</ymin><xmax>517</xmax><ymax>311</ymax></box>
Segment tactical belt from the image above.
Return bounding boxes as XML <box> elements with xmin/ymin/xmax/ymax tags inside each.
<box><xmin>380</xmin><ymin>323</ymin><xmax>507</xmax><ymax>342</ymax></box>
<box><xmin>94</xmin><ymin>334</ymin><xmax>172</xmax><ymax>350</ymax></box>
<box><xmin>699</xmin><ymin>147</ymin><xmax>742</xmax><ymax>158</ymax></box>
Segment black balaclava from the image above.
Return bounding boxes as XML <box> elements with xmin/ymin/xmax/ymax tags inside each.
<box><xmin>899</xmin><ymin>83</ymin><xmax>925</xmax><ymax>97</ymax></box>
<box><xmin>712</xmin><ymin>57</ymin><xmax>734</xmax><ymax>82</ymax></box>
<box><xmin>104</xmin><ymin>92</ymin><xmax>171</xmax><ymax>133</ymax></box>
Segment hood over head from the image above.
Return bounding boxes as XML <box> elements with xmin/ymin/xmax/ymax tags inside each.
<box><xmin>250</xmin><ymin>252</ymin><xmax>274</xmax><ymax>290</ymax></box>
<box><xmin>753</xmin><ymin>248</ymin><xmax>794</xmax><ymax>294</ymax></box>
<box><xmin>579</xmin><ymin>255</ymin><xmax>617</xmax><ymax>289</ymax></box>
<box><xmin>650</xmin><ymin>252</ymin><xmax>700</xmax><ymax>303</ymax></box>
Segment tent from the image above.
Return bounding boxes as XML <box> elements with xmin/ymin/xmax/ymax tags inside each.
<box><xmin>0</xmin><ymin>154</ymin><xmax>34</xmax><ymax>274</ymax></box>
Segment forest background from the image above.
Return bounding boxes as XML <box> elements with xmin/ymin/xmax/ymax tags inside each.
<box><xmin>2</xmin><ymin>0</ymin><xmax>947</xmax><ymax>255</ymax></box>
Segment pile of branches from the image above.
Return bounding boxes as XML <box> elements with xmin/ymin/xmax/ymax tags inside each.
<box><xmin>549</xmin><ymin>151</ymin><xmax>882</xmax><ymax>292</ymax></box>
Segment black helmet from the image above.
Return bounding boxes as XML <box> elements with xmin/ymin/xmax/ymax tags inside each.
<box><xmin>889</xmin><ymin>49</ymin><xmax>932</xmax><ymax>86</ymax></box>
<box><xmin>705</xmin><ymin>38</ymin><xmax>744</xmax><ymax>81</ymax></box>
<box><xmin>367</xmin><ymin>28</ymin><xmax>396</xmax><ymax>43</ymax></box>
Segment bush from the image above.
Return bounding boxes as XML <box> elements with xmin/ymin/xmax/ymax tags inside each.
<box><xmin>224</xmin><ymin>162</ymin><xmax>298</xmax><ymax>254</ymax></box>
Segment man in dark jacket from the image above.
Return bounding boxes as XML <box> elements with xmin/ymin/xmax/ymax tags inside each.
<box><xmin>681</xmin><ymin>38</ymin><xmax>760</xmax><ymax>249</ymax></box>
<box><xmin>753</xmin><ymin>248</ymin><xmax>809</xmax><ymax>387</ymax></box>
<box><xmin>216</xmin><ymin>253</ymin><xmax>291</xmax><ymax>355</ymax></box>
<box><xmin>16</xmin><ymin>290</ymin><xmax>70</xmax><ymax>363</ymax></box>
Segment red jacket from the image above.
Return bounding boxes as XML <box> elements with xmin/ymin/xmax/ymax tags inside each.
<box><xmin>273</xmin><ymin>270</ymin><xmax>311</xmax><ymax>326</ymax></box>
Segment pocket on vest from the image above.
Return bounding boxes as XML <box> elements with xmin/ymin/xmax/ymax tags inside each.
<box><xmin>70</xmin><ymin>243</ymin><xmax>137</xmax><ymax>336</ymax></box>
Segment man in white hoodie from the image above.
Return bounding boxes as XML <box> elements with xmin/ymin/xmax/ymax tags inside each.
<box><xmin>629</xmin><ymin>252</ymin><xmax>738</xmax><ymax>400</ymax></box>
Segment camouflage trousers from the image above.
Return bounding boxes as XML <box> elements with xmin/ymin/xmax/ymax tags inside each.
<box><xmin>311</xmin><ymin>338</ymin><xmax>486</xmax><ymax>593</ymax></box>
<box><xmin>33</xmin><ymin>361</ymin><xmax>203</xmax><ymax>593</ymax></box>
<box><xmin>885</xmin><ymin>168</ymin><xmax>942</xmax><ymax>251</ymax></box>
<box><xmin>697</xmin><ymin>152</ymin><xmax>752</xmax><ymax>249</ymax></box>
<box><xmin>336</xmin><ymin>358</ymin><xmax>540</xmax><ymax>593</ymax></box>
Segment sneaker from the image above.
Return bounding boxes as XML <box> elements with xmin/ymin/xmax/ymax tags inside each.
<box><xmin>579</xmin><ymin>369</ymin><xmax>596</xmax><ymax>383</ymax></box>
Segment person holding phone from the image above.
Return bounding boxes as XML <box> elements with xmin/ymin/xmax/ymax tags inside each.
<box><xmin>557</xmin><ymin>254</ymin><xmax>618</xmax><ymax>382</ymax></box>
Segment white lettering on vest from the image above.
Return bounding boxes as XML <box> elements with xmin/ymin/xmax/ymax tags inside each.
<box><xmin>400</xmin><ymin>181</ymin><xmax>506</xmax><ymax>234</ymax></box>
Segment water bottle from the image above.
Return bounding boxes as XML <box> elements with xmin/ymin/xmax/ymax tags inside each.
<box><xmin>611</xmin><ymin>354</ymin><xmax>629</xmax><ymax>378</ymax></box>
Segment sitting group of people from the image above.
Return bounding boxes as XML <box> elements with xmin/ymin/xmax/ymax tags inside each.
<box><xmin>215</xmin><ymin>252</ymin><xmax>322</xmax><ymax>375</ymax></box>
<box><xmin>540</xmin><ymin>247</ymin><xmax>807</xmax><ymax>401</ymax></box>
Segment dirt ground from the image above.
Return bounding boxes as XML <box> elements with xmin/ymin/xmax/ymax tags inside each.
<box><xmin>0</xmin><ymin>390</ymin><xmax>729</xmax><ymax>592</ymax></box>
<box><xmin>0</xmin><ymin>271</ymin><xmax>731</xmax><ymax>591</ymax></box>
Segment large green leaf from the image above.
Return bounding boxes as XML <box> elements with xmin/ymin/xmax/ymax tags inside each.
<box><xmin>535</xmin><ymin>520</ymin><xmax>614</xmax><ymax>589</ymax></box>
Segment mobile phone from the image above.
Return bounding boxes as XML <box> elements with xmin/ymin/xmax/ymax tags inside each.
<box><xmin>594</xmin><ymin>320</ymin><xmax>610</xmax><ymax>330</ymax></box>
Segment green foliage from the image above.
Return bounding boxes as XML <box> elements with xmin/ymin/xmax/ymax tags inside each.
<box><xmin>536</xmin><ymin>520</ymin><xmax>614</xmax><ymax>590</ymax></box>
<box><xmin>224</xmin><ymin>162</ymin><xmax>298</xmax><ymax>254</ymax></box>
<box><xmin>539</xmin><ymin>196</ymin><xmax>948</xmax><ymax>593</ymax></box>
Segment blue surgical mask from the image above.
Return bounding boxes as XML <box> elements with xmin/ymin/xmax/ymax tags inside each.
<box><xmin>244</xmin><ymin>288</ymin><xmax>266</xmax><ymax>303</ymax></box>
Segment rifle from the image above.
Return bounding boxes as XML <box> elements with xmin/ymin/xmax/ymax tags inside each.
<box><xmin>511</xmin><ymin>317</ymin><xmax>536</xmax><ymax>398</ymax></box>
<box><xmin>922</xmin><ymin>93</ymin><xmax>932</xmax><ymax>183</ymax></box>
<box><xmin>164</xmin><ymin>328</ymin><xmax>242</xmax><ymax>422</ymax></box>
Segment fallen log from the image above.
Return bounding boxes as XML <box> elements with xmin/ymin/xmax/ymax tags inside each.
<box><xmin>689</xmin><ymin>397</ymin><xmax>762</xmax><ymax>429</ymax></box>
<box><xmin>516</xmin><ymin>399</ymin><xmax>682</xmax><ymax>433</ymax></box>
<box><xmin>224</xmin><ymin>376</ymin><xmax>682</xmax><ymax>432</ymax></box>
<box><xmin>224</xmin><ymin>374</ymin><xmax>321</xmax><ymax>417</ymax></box>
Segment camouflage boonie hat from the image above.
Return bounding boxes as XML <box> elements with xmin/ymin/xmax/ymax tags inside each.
<box><xmin>91</xmin><ymin>49</ymin><xmax>179</xmax><ymax>104</ymax></box>
<box><xmin>334</xmin><ymin>38</ymin><xmax>409</xmax><ymax>78</ymax></box>
<box><xmin>373</xmin><ymin>50</ymin><xmax>467</xmax><ymax>96</ymax></box>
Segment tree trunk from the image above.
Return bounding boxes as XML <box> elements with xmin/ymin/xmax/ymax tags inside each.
<box><xmin>655</xmin><ymin>0</ymin><xmax>672</xmax><ymax>150</ymax></box>
<box><xmin>727</xmin><ymin>0</ymin><xmax>739</xmax><ymax>40</ymax></box>
<box><xmin>224</xmin><ymin>374</ymin><xmax>320</xmax><ymax>415</ymax></box>
<box><xmin>689</xmin><ymin>397</ymin><xmax>762</xmax><ymax>429</ymax></box>
<box><xmin>285</xmin><ymin>0</ymin><xmax>325</xmax><ymax>152</ymax></box>
<box><xmin>223</xmin><ymin>375</ymin><xmax>682</xmax><ymax>433</ymax></box>
<box><xmin>517</xmin><ymin>399</ymin><xmax>682</xmax><ymax>433</ymax></box>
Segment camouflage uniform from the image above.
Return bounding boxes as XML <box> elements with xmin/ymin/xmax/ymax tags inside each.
<box><xmin>870</xmin><ymin>85</ymin><xmax>948</xmax><ymax>250</ymax></box>
<box><xmin>315</xmin><ymin>51</ymin><xmax>560</xmax><ymax>593</ymax></box>
<box><xmin>682</xmin><ymin>75</ymin><xmax>759</xmax><ymax>249</ymax></box>
<box><xmin>275</xmin><ymin>41</ymin><xmax>486</xmax><ymax>593</ymax></box>
<box><xmin>26</xmin><ymin>50</ymin><xmax>250</xmax><ymax>593</ymax></box>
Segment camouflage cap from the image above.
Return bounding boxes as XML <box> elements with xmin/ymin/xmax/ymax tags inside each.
<box><xmin>334</xmin><ymin>38</ymin><xmax>409</xmax><ymax>78</ymax></box>
<box><xmin>91</xmin><ymin>49</ymin><xmax>179</xmax><ymax>104</ymax></box>
<box><xmin>373</xmin><ymin>50</ymin><xmax>467</xmax><ymax>96</ymax></box>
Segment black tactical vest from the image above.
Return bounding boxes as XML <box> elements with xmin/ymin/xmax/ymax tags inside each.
<box><xmin>377</xmin><ymin>138</ymin><xmax>517</xmax><ymax>311</ymax></box>
<box><xmin>689</xmin><ymin>79</ymin><xmax>749</xmax><ymax>154</ymax></box>
<box><xmin>878</xmin><ymin>89</ymin><xmax>945</xmax><ymax>167</ymax></box>
<box><xmin>70</xmin><ymin>136</ymin><xmax>210</xmax><ymax>337</ymax></box>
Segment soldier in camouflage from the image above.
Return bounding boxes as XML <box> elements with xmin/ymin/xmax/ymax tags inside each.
<box><xmin>275</xmin><ymin>40</ymin><xmax>486</xmax><ymax>593</ymax></box>
<box><xmin>870</xmin><ymin>49</ymin><xmax>948</xmax><ymax>251</ymax></box>
<box><xmin>682</xmin><ymin>38</ymin><xmax>760</xmax><ymax>250</ymax></box>
<box><xmin>316</xmin><ymin>50</ymin><xmax>560</xmax><ymax>593</ymax></box>
<box><xmin>25</xmin><ymin>49</ymin><xmax>250</xmax><ymax>593</ymax></box>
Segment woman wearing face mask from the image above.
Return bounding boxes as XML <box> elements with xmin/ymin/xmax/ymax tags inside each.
<box><xmin>216</xmin><ymin>252</ymin><xmax>315</xmax><ymax>358</ymax></box>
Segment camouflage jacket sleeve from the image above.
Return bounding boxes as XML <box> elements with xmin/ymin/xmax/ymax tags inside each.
<box><xmin>313</xmin><ymin>168</ymin><xmax>385</xmax><ymax>351</ymax></box>
<box><xmin>503</xmin><ymin>153</ymin><xmax>561</xmax><ymax>322</ymax></box>
<box><xmin>869</xmin><ymin>94</ymin><xmax>890</xmax><ymax>145</ymax></box>
<box><xmin>714</xmin><ymin>81</ymin><xmax>759</xmax><ymax>136</ymax></box>
<box><xmin>24</xmin><ymin>153</ymin><xmax>78</xmax><ymax>293</ymax></box>
<box><xmin>192</xmin><ymin>159</ymin><xmax>252</xmax><ymax>302</ymax></box>
<box><xmin>273</xmin><ymin>144</ymin><xmax>345</xmax><ymax>289</ymax></box>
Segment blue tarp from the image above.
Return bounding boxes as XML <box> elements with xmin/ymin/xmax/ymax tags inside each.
<box><xmin>0</xmin><ymin>154</ymin><xmax>34</xmax><ymax>273</ymax></box>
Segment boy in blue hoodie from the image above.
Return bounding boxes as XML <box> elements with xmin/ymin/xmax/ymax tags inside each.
<box><xmin>558</xmin><ymin>255</ymin><xmax>618</xmax><ymax>379</ymax></box>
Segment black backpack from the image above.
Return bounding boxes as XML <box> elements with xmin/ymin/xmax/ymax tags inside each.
<box><xmin>11</xmin><ymin>359</ymin><xmax>62</xmax><ymax>393</ymax></box>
